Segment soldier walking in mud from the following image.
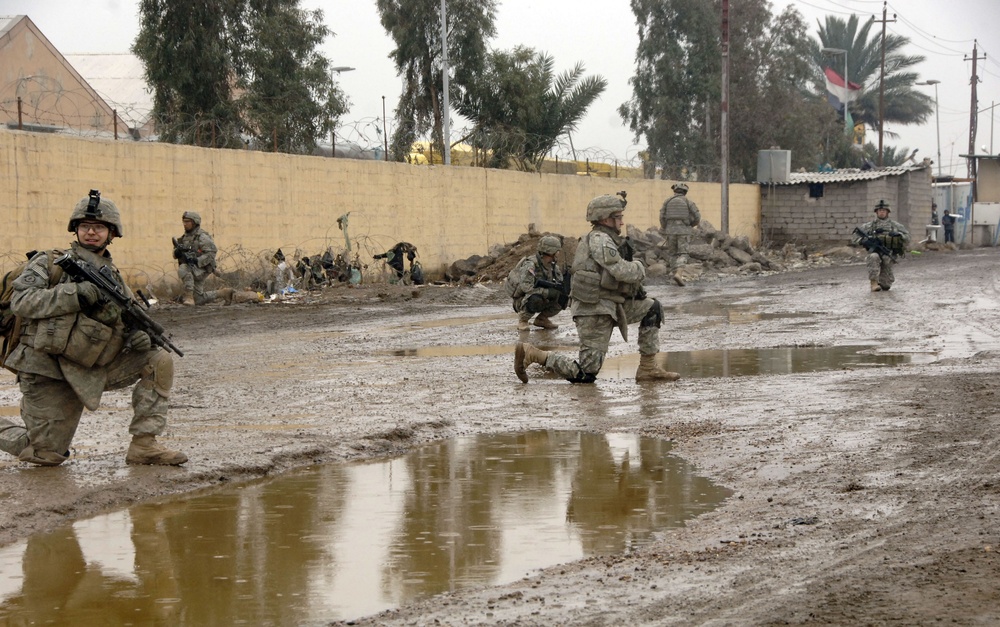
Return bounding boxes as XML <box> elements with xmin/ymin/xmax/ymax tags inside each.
<box><xmin>515</xmin><ymin>193</ymin><xmax>680</xmax><ymax>384</ymax></box>
<box><xmin>506</xmin><ymin>235</ymin><xmax>567</xmax><ymax>331</ymax></box>
<box><xmin>659</xmin><ymin>182</ymin><xmax>701</xmax><ymax>286</ymax></box>
<box><xmin>0</xmin><ymin>191</ymin><xmax>187</xmax><ymax>466</ymax></box>
<box><xmin>173</xmin><ymin>211</ymin><xmax>232</xmax><ymax>306</ymax></box>
<box><xmin>852</xmin><ymin>199</ymin><xmax>910</xmax><ymax>292</ymax></box>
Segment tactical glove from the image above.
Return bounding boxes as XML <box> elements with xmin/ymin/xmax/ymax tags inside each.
<box><xmin>76</xmin><ymin>282</ymin><xmax>101</xmax><ymax>309</ymax></box>
<box><xmin>126</xmin><ymin>331</ymin><xmax>152</xmax><ymax>353</ymax></box>
<box><xmin>183</xmin><ymin>252</ymin><xmax>199</xmax><ymax>265</ymax></box>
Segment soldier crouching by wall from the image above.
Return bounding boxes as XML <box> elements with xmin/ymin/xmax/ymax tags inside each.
<box><xmin>515</xmin><ymin>193</ymin><xmax>681</xmax><ymax>384</ymax></box>
<box><xmin>0</xmin><ymin>191</ymin><xmax>187</xmax><ymax>466</ymax></box>
<box><xmin>506</xmin><ymin>235</ymin><xmax>567</xmax><ymax>331</ymax></box>
<box><xmin>173</xmin><ymin>211</ymin><xmax>233</xmax><ymax>306</ymax></box>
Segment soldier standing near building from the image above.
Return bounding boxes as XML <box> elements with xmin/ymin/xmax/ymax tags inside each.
<box><xmin>659</xmin><ymin>182</ymin><xmax>701</xmax><ymax>286</ymax></box>
<box><xmin>852</xmin><ymin>199</ymin><xmax>910</xmax><ymax>292</ymax></box>
<box><xmin>514</xmin><ymin>193</ymin><xmax>680</xmax><ymax>384</ymax></box>
<box><xmin>0</xmin><ymin>191</ymin><xmax>187</xmax><ymax>466</ymax></box>
<box><xmin>506</xmin><ymin>235</ymin><xmax>566</xmax><ymax>331</ymax></box>
<box><xmin>173</xmin><ymin>211</ymin><xmax>232</xmax><ymax>306</ymax></box>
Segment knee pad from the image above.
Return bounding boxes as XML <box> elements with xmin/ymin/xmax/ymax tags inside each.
<box><xmin>524</xmin><ymin>294</ymin><xmax>547</xmax><ymax>314</ymax></box>
<box><xmin>640</xmin><ymin>299</ymin><xmax>664</xmax><ymax>328</ymax></box>
<box><xmin>142</xmin><ymin>350</ymin><xmax>174</xmax><ymax>398</ymax></box>
<box><xmin>568</xmin><ymin>365</ymin><xmax>598</xmax><ymax>384</ymax></box>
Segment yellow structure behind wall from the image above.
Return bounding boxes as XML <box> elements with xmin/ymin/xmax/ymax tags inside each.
<box><xmin>0</xmin><ymin>130</ymin><xmax>760</xmax><ymax>282</ymax></box>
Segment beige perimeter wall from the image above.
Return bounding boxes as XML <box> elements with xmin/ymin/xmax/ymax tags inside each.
<box><xmin>1</xmin><ymin>130</ymin><xmax>760</xmax><ymax>284</ymax></box>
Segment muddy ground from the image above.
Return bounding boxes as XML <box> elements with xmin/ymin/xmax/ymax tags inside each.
<box><xmin>1</xmin><ymin>245</ymin><xmax>999</xmax><ymax>625</ymax></box>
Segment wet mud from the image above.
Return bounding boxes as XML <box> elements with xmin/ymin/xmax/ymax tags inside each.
<box><xmin>1</xmin><ymin>248</ymin><xmax>1000</xmax><ymax>625</ymax></box>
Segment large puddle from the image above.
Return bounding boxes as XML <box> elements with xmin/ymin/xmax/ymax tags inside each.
<box><xmin>0</xmin><ymin>430</ymin><xmax>729</xmax><ymax>624</ymax></box>
<box><xmin>383</xmin><ymin>344</ymin><xmax>931</xmax><ymax>378</ymax></box>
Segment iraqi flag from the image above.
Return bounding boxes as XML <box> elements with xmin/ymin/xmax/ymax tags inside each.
<box><xmin>824</xmin><ymin>67</ymin><xmax>862</xmax><ymax>113</ymax></box>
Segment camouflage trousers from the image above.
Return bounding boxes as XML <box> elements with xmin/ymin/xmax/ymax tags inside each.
<box><xmin>547</xmin><ymin>301</ymin><xmax>659</xmax><ymax>381</ymax></box>
<box><xmin>178</xmin><ymin>264</ymin><xmax>224</xmax><ymax>305</ymax></box>
<box><xmin>0</xmin><ymin>349</ymin><xmax>173</xmax><ymax>459</ymax></box>
<box><xmin>515</xmin><ymin>295</ymin><xmax>563</xmax><ymax>322</ymax></box>
<box><xmin>661</xmin><ymin>234</ymin><xmax>692</xmax><ymax>269</ymax></box>
<box><xmin>865</xmin><ymin>252</ymin><xmax>896</xmax><ymax>288</ymax></box>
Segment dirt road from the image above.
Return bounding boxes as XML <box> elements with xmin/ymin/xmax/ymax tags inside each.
<box><xmin>1</xmin><ymin>247</ymin><xmax>999</xmax><ymax>625</ymax></box>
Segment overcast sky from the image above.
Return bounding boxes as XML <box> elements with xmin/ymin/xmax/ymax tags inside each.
<box><xmin>3</xmin><ymin>0</ymin><xmax>999</xmax><ymax>176</ymax></box>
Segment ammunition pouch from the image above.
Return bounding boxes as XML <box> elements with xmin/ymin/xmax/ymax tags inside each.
<box><xmin>27</xmin><ymin>312</ymin><xmax>121</xmax><ymax>368</ymax></box>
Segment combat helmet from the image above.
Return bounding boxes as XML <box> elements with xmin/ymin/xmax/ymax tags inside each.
<box><xmin>874</xmin><ymin>199</ymin><xmax>891</xmax><ymax>213</ymax></box>
<box><xmin>68</xmin><ymin>189</ymin><xmax>124</xmax><ymax>237</ymax></box>
<box><xmin>586</xmin><ymin>194</ymin><xmax>625</xmax><ymax>222</ymax></box>
<box><xmin>182</xmin><ymin>211</ymin><xmax>202</xmax><ymax>226</ymax></box>
<box><xmin>538</xmin><ymin>235</ymin><xmax>562</xmax><ymax>255</ymax></box>
<box><xmin>672</xmin><ymin>182</ymin><xmax>689</xmax><ymax>194</ymax></box>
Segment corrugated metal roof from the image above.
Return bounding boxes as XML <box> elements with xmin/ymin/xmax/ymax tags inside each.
<box><xmin>765</xmin><ymin>165</ymin><xmax>926</xmax><ymax>185</ymax></box>
<box><xmin>63</xmin><ymin>53</ymin><xmax>153</xmax><ymax>128</ymax></box>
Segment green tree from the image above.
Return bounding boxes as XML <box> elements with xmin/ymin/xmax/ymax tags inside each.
<box><xmin>376</xmin><ymin>0</ymin><xmax>497</xmax><ymax>160</ymax></box>
<box><xmin>620</xmin><ymin>0</ymin><xmax>836</xmax><ymax>181</ymax></box>
<box><xmin>237</xmin><ymin>2</ymin><xmax>349</xmax><ymax>154</ymax></box>
<box><xmin>134</xmin><ymin>0</ymin><xmax>243</xmax><ymax>147</ymax></box>
<box><xmin>813</xmin><ymin>15</ymin><xmax>933</xmax><ymax>142</ymax></box>
<box><xmin>454</xmin><ymin>46</ymin><xmax>607</xmax><ymax>172</ymax></box>
<box><xmin>134</xmin><ymin>0</ymin><xmax>349</xmax><ymax>153</ymax></box>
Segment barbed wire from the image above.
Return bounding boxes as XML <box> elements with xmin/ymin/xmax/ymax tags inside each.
<box><xmin>0</xmin><ymin>82</ymin><xmax>662</xmax><ymax>175</ymax></box>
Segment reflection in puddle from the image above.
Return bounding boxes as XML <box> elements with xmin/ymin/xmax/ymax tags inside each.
<box><xmin>664</xmin><ymin>302</ymin><xmax>815</xmax><ymax>324</ymax></box>
<box><xmin>603</xmin><ymin>345</ymin><xmax>930</xmax><ymax>379</ymax></box>
<box><xmin>389</xmin><ymin>313</ymin><xmax>513</xmax><ymax>330</ymax></box>
<box><xmin>0</xmin><ymin>431</ymin><xmax>728</xmax><ymax>624</ymax></box>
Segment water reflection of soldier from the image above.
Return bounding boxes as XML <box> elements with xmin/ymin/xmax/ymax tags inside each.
<box><xmin>173</xmin><ymin>211</ymin><xmax>233</xmax><ymax>306</ymax></box>
<box><xmin>851</xmin><ymin>199</ymin><xmax>910</xmax><ymax>292</ymax></box>
<box><xmin>506</xmin><ymin>235</ymin><xmax>566</xmax><ymax>331</ymax></box>
<box><xmin>373</xmin><ymin>242</ymin><xmax>423</xmax><ymax>284</ymax></box>
<box><xmin>515</xmin><ymin>194</ymin><xmax>681</xmax><ymax>384</ymax></box>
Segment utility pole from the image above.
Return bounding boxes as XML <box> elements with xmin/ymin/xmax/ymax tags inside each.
<box><xmin>966</xmin><ymin>40</ymin><xmax>985</xmax><ymax>179</ymax></box>
<box><xmin>720</xmin><ymin>0</ymin><xmax>730</xmax><ymax>234</ymax></box>
<box><xmin>875</xmin><ymin>2</ymin><xmax>895</xmax><ymax>166</ymax></box>
<box><xmin>440</xmin><ymin>0</ymin><xmax>451</xmax><ymax>165</ymax></box>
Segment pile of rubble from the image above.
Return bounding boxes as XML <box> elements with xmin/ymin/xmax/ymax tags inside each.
<box><xmin>446</xmin><ymin>221</ymin><xmax>862</xmax><ymax>286</ymax></box>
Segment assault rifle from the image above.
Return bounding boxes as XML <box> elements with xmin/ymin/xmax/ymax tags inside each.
<box><xmin>172</xmin><ymin>237</ymin><xmax>197</xmax><ymax>266</ymax></box>
<box><xmin>535</xmin><ymin>272</ymin><xmax>571</xmax><ymax>309</ymax></box>
<box><xmin>53</xmin><ymin>254</ymin><xmax>184</xmax><ymax>356</ymax></box>
<box><xmin>852</xmin><ymin>227</ymin><xmax>898</xmax><ymax>262</ymax></box>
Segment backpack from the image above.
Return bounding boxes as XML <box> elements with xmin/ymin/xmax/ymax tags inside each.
<box><xmin>1</xmin><ymin>250</ymin><xmax>63</xmax><ymax>373</ymax></box>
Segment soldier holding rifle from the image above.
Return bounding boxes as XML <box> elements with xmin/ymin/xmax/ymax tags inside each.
<box><xmin>0</xmin><ymin>191</ymin><xmax>187</xmax><ymax>466</ymax></box>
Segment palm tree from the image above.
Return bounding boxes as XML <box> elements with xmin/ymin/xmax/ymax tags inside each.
<box><xmin>455</xmin><ymin>47</ymin><xmax>607</xmax><ymax>171</ymax></box>
<box><xmin>813</xmin><ymin>15</ymin><xmax>932</xmax><ymax>138</ymax></box>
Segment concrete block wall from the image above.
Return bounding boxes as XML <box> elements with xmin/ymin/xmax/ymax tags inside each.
<box><xmin>0</xmin><ymin>129</ymin><xmax>761</xmax><ymax>282</ymax></box>
<box><xmin>761</xmin><ymin>168</ymin><xmax>932</xmax><ymax>246</ymax></box>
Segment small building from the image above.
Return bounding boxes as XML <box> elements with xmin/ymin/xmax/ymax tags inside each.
<box><xmin>757</xmin><ymin>150</ymin><xmax>933</xmax><ymax>246</ymax></box>
<box><xmin>0</xmin><ymin>14</ymin><xmax>146</xmax><ymax>139</ymax></box>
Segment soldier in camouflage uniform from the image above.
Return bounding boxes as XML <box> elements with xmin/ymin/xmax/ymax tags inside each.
<box><xmin>514</xmin><ymin>194</ymin><xmax>680</xmax><ymax>384</ymax></box>
<box><xmin>0</xmin><ymin>192</ymin><xmax>187</xmax><ymax>466</ymax></box>
<box><xmin>852</xmin><ymin>199</ymin><xmax>910</xmax><ymax>292</ymax></box>
<box><xmin>507</xmin><ymin>235</ymin><xmax>566</xmax><ymax>331</ymax></box>
<box><xmin>174</xmin><ymin>211</ymin><xmax>232</xmax><ymax>306</ymax></box>
<box><xmin>659</xmin><ymin>182</ymin><xmax>701</xmax><ymax>286</ymax></box>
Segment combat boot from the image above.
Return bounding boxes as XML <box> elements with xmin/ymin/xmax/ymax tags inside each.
<box><xmin>532</xmin><ymin>315</ymin><xmax>558</xmax><ymax>329</ymax></box>
<box><xmin>517</xmin><ymin>313</ymin><xmax>531</xmax><ymax>332</ymax></box>
<box><xmin>515</xmin><ymin>342</ymin><xmax>550</xmax><ymax>383</ymax></box>
<box><xmin>126</xmin><ymin>435</ymin><xmax>188</xmax><ymax>466</ymax></box>
<box><xmin>181</xmin><ymin>292</ymin><xmax>196</xmax><ymax>306</ymax></box>
<box><xmin>870</xmin><ymin>280</ymin><xmax>882</xmax><ymax>292</ymax></box>
<box><xmin>635</xmin><ymin>354</ymin><xmax>681</xmax><ymax>382</ymax></box>
<box><xmin>672</xmin><ymin>270</ymin><xmax>686</xmax><ymax>287</ymax></box>
<box><xmin>218</xmin><ymin>287</ymin><xmax>235</xmax><ymax>305</ymax></box>
<box><xmin>17</xmin><ymin>445</ymin><xmax>68</xmax><ymax>466</ymax></box>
